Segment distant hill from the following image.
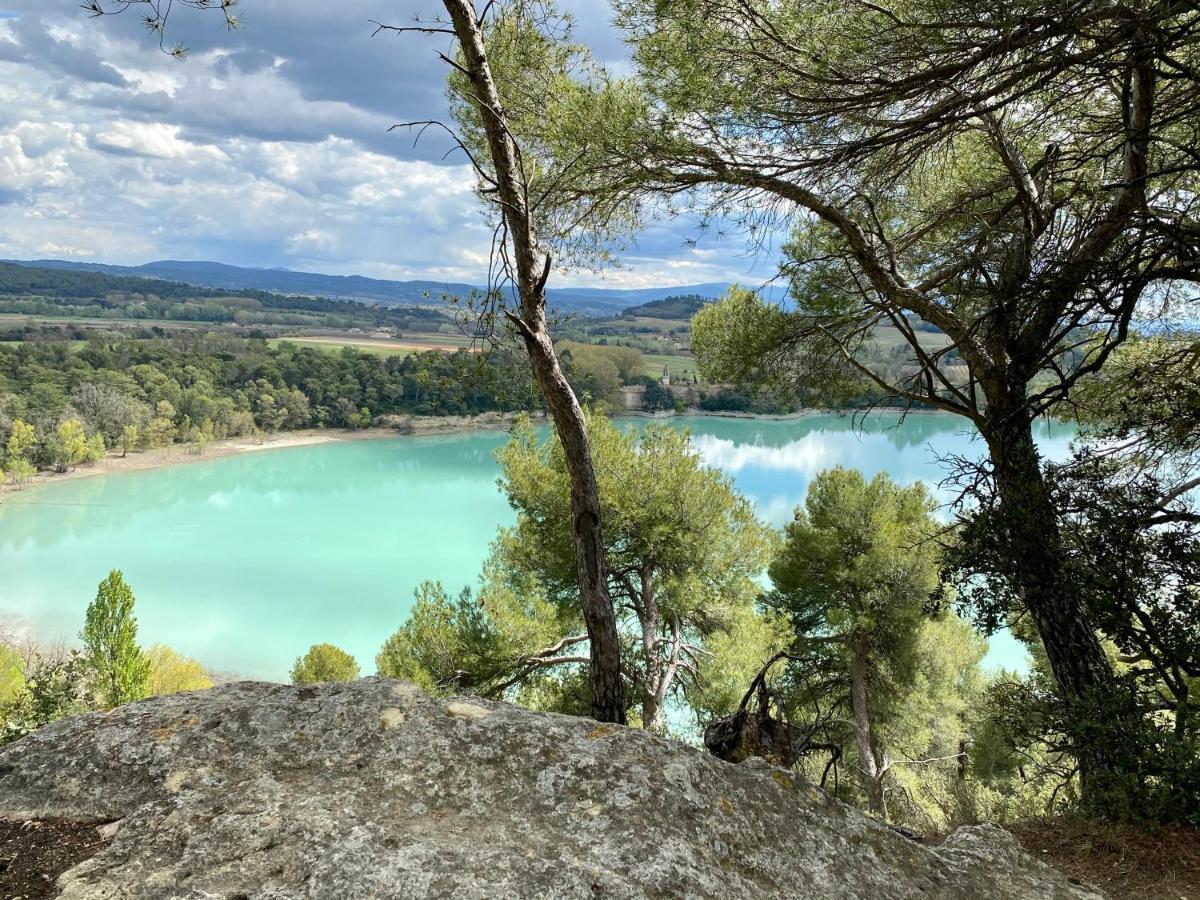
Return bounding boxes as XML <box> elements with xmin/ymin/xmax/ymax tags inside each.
<box><xmin>0</xmin><ymin>262</ymin><xmax>445</xmax><ymax>330</ymax></box>
<box><xmin>621</xmin><ymin>294</ymin><xmax>713</xmax><ymax>319</ymax></box>
<box><xmin>4</xmin><ymin>258</ymin><xmax>737</xmax><ymax>316</ymax></box>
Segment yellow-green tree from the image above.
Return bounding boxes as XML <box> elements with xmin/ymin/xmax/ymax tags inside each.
<box><xmin>291</xmin><ymin>644</ymin><xmax>360</xmax><ymax>685</ymax></box>
<box><xmin>52</xmin><ymin>418</ymin><xmax>88</xmax><ymax>472</ymax></box>
<box><xmin>0</xmin><ymin>645</ymin><xmax>23</xmax><ymax>708</ymax></box>
<box><xmin>5</xmin><ymin>419</ymin><xmax>36</xmax><ymax>471</ymax></box>
<box><xmin>119</xmin><ymin>423</ymin><xmax>140</xmax><ymax>457</ymax></box>
<box><xmin>146</xmin><ymin>645</ymin><xmax>212</xmax><ymax>696</ymax></box>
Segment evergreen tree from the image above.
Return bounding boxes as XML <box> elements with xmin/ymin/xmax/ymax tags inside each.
<box><xmin>767</xmin><ymin>468</ymin><xmax>946</xmax><ymax>817</ymax></box>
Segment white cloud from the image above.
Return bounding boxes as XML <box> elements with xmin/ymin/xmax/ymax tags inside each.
<box><xmin>0</xmin><ymin>0</ymin><xmax>779</xmax><ymax>288</ymax></box>
<box><xmin>92</xmin><ymin>122</ymin><xmax>227</xmax><ymax>160</ymax></box>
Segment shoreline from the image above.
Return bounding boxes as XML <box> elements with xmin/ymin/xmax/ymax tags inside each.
<box><xmin>0</xmin><ymin>411</ymin><xmax>543</xmax><ymax>499</ymax></box>
<box><xmin>0</xmin><ymin>406</ymin><xmax>954</xmax><ymax>498</ymax></box>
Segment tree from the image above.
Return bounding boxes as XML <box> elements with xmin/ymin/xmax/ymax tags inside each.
<box><xmin>120</xmin><ymin>423</ymin><xmax>139</xmax><ymax>457</ymax></box>
<box><xmin>0</xmin><ymin>645</ymin><xmax>23</xmax><ymax>708</ymax></box>
<box><xmin>377</xmin><ymin>578</ymin><xmax>570</xmax><ymax>698</ymax></box>
<box><xmin>85</xmin><ymin>431</ymin><xmax>106</xmax><ymax>464</ymax></box>
<box><xmin>0</xmin><ymin>653</ymin><xmax>89</xmax><ymax>747</ymax></box>
<box><xmin>495</xmin><ymin>413</ymin><xmax>776</xmax><ymax>731</ymax></box>
<box><xmin>52</xmin><ymin>418</ymin><xmax>89</xmax><ymax>472</ymax></box>
<box><xmin>946</xmin><ymin>334</ymin><xmax>1200</xmax><ymax>822</ymax></box>
<box><xmin>5</xmin><ymin>418</ymin><xmax>36</xmax><ymax>471</ymax></box>
<box><xmin>291</xmin><ymin>644</ymin><xmax>360</xmax><ymax>685</ymax></box>
<box><xmin>6</xmin><ymin>457</ymin><xmax>35</xmax><ymax>489</ymax></box>
<box><xmin>372</xmin><ymin>0</ymin><xmax>627</xmax><ymax>722</ymax></box>
<box><xmin>766</xmin><ymin>469</ymin><xmax>945</xmax><ymax>817</ymax></box>
<box><xmin>498</xmin><ymin>0</ymin><xmax>1199</xmax><ymax>806</ymax></box>
<box><xmin>70</xmin><ymin>383</ymin><xmax>149</xmax><ymax>445</ymax></box>
<box><xmin>146</xmin><ymin>644</ymin><xmax>212</xmax><ymax>696</ymax></box>
<box><xmin>377</xmin><ymin>414</ymin><xmax>781</xmax><ymax>732</ymax></box>
<box><xmin>81</xmin><ymin>570</ymin><xmax>150</xmax><ymax>709</ymax></box>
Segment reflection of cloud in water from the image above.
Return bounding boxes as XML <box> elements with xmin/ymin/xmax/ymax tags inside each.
<box><xmin>691</xmin><ymin>433</ymin><xmax>840</xmax><ymax>474</ymax></box>
<box><xmin>206</xmin><ymin>491</ymin><xmax>234</xmax><ymax>509</ymax></box>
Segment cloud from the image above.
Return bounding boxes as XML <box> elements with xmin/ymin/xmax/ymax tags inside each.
<box><xmin>0</xmin><ymin>0</ymin><xmax>778</xmax><ymax>287</ymax></box>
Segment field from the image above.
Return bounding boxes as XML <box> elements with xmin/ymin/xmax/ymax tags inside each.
<box><xmin>642</xmin><ymin>352</ymin><xmax>699</xmax><ymax>380</ymax></box>
<box><xmin>270</xmin><ymin>333</ymin><xmax>479</xmax><ymax>357</ymax></box>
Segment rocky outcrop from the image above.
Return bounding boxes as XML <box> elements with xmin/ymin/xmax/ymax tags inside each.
<box><xmin>0</xmin><ymin>679</ymin><xmax>1102</xmax><ymax>899</ymax></box>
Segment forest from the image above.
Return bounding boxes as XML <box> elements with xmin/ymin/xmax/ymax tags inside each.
<box><xmin>0</xmin><ymin>262</ymin><xmax>448</xmax><ymax>332</ymax></box>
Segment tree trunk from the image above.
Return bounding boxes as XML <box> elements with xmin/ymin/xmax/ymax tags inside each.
<box><xmin>850</xmin><ymin>635</ymin><xmax>887</xmax><ymax>818</ymax></box>
<box><xmin>639</xmin><ymin>566</ymin><xmax>666</xmax><ymax>733</ymax></box>
<box><xmin>440</xmin><ymin>0</ymin><xmax>625</xmax><ymax>723</ymax></box>
<box><xmin>982</xmin><ymin>393</ymin><xmax>1120</xmax><ymax>796</ymax></box>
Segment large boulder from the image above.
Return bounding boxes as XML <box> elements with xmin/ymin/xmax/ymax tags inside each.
<box><xmin>0</xmin><ymin>679</ymin><xmax>1102</xmax><ymax>899</ymax></box>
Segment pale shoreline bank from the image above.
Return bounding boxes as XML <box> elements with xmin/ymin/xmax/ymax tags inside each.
<box><xmin>0</xmin><ymin>411</ymin><xmax>545</xmax><ymax>499</ymax></box>
<box><xmin>0</xmin><ymin>405</ymin><xmax>945</xmax><ymax>499</ymax></box>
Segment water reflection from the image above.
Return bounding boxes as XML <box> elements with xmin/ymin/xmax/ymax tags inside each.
<box><xmin>0</xmin><ymin>413</ymin><xmax>1073</xmax><ymax>679</ymax></box>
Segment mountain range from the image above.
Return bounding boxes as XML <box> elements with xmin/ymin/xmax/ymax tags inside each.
<box><xmin>3</xmin><ymin>258</ymin><xmax>768</xmax><ymax>316</ymax></box>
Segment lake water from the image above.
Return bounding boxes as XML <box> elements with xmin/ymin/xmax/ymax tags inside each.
<box><xmin>0</xmin><ymin>413</ymin><xmax>1073</xmax><ymax>680</ymax></box>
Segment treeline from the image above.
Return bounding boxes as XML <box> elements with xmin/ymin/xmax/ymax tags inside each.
<box><xmin>620</xmin><ymin>294</ymin><xmax>710</xmax><ymax>319</ymax></box>
<box><xmin>0</xmin><ymin>334</ymin><xmax>540</xmax><ymax>478</ymax></box>
<box><xmin>0</xmin><ymin>262</ymin><xmax>447</xmax><ymax>331</ymax></box>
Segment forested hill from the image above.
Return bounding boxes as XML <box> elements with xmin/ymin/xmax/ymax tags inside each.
<box><xmin>4</xmin><ymin>258</ymin><xmax>734</xmax><ymax>316</ymax></box>
<box><xmin>621</xmin><ymin>294</ymin><xmax>712</xmax><ymax>319</ymax></box>
<box><xmin>0</xmin><ymin>262</ymin><xmax>444</xmax><ymax>331</ymax></box>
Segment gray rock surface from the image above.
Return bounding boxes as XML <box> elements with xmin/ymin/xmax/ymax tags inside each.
<box><xmin>0</xmin><ymin>678</ymin><xmax>1103</xmax><ymax>899</ymax></box>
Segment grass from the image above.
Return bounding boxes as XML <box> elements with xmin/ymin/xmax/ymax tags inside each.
<box><xmin>642</xmin><ymin>352</ymin><xmax>699</xmax><ymax>380</ymax></box>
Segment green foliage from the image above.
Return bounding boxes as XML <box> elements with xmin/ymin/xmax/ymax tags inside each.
<box><xmin>290</xmin><ymin>643</ymin><xmax>360</xmax><ymax>685</ymax></box>
<box><xmin>0</xmin><ymin>645</ymin><xmax>23</xmax><ymax>708</ymax></box>
<box><xmin>119</xmin><ymin>423</ymin><xmax>139</xmax><ymax>457</ymax></box>
<box><xmin>688</xmin><ymin>604</ymin><xmax>791</xmax><ymax>721</ymax></box>
<box><xmin>0</xmin><ymin>334</ymin><xmax>541</xmax><ymax>474</ymax></box>
<box><xmin>621</xmin><ymin>294</ymin><xmax>710</xmax><ymax>320</ymax></box>
<box><xmin>765</xmin><ymin>468</ymin><xmax>970</xmax><ymax>822</ymax></box>
<box><xmin>692</xmin><ymin>288</ymin><xmax>793</xmax><ymax>388</ymax></box>
<box><xmin>378</xmin><ymin>412</ymin><xmax>779</xmax><ymax>733</ymax></box>
<box><xmin>492</xmin><ymin>411</ymin><xmax>777</xmax><ymax>730</ymax></box>
<box><xmin>376</xmin><ymin>578</ymin><xmax>565</xmax><ymax>696</ymax></box>
<box><xmin>5</xmin><ymin>418</ymin><xmax>36</xmax><ymax>462</ymax></box>
<box><xmin>81</xmin><ymin>570</ymin><xmax>150</xmax><ymax>709</ymax></box>
<box><xmin>0</xmin><ymin>653</ymin><xmax>89</xmax><ymax>747</ymax></box>
<box><xmin>146</xmin><ymin>645</ymin><xmax>212</xmax><ymax>696</ymax></box>
<box><xmin>768</xmin><ymin>468</ymin><xmax>944</xmax><ymax>667</ymax></box>
<box><xmin>52</xmin><ymin>418</ymin><xmax>89</xmax><ymax>472</ymax></box>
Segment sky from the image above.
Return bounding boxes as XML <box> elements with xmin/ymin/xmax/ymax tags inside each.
<box><xmin>0</xmin><ymin>0</ymin><xmax>777</xmax><ymax>289</ymax></box>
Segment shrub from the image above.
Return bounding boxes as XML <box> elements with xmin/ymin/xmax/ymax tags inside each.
<box><xmin>291</xmin><ymin>643</ymin><xmax>360</xmax><ymax>685</ymax></box>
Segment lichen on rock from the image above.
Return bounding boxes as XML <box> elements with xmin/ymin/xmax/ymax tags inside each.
<box><xmin>0</xmin><ymin>678</ymin><xmax>1103</xmax><ymax>899</ymax></box>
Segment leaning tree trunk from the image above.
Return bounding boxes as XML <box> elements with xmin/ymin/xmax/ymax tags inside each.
<box><xmin>440</xmin><ymin>0</ymin><xmax>625</xmax><ymax>723</ymax></box>
<box><xmin>850</xmin><ymin>635</ymin><xmax>887</xmax><ymax>818</ymax></box>
<box><xmin>983</xmin><ymin>392</ymin><xmax>1123</xmax><ymax>799</ymax></box>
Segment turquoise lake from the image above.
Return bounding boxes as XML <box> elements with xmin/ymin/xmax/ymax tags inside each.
<box><xmin>0</xmin><ymin>413</ymin><xmax>1073</xmax><ymax>680</ymax></box>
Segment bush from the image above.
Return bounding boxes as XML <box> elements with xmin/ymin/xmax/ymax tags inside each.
<box><xmin>291</xmin><ymin>643</ymin><xmax>360</xmax><ymax>685</ymax></box>
<box><xmin>146</xmin><ymin>645</ymin><xmax>213</xmax><ymax>696</ymax></box>
<box><xmin>0</xmin><ymin>654</ymin><xmax>89</xmax><ymax>747</ymax></box>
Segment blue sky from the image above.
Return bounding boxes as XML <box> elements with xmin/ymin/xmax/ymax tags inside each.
<box><xmin>0</xmin><ymin>0</ymin><xmax>777</xmax><ymax>289</ymax></box>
